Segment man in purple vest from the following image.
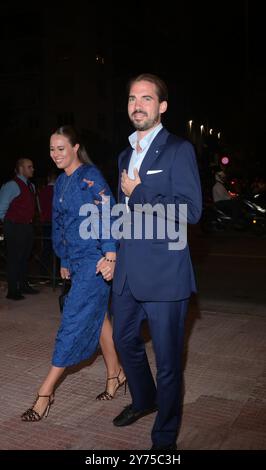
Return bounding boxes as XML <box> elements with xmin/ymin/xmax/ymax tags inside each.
<box><xmin>0</xmin><ymin>159</ymin><xmax>39</xmax><ymax>300</ymax></box>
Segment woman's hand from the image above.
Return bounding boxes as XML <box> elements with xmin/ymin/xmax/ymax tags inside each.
<box><xmin>96</xmin><ymin>253</ymin><xmax>116</xmax><ymax>282</ymax></box>
<box><xmin>60</xmin><ymin>267</ymin><xmax>70</xmax><ymax>279</ymax></box>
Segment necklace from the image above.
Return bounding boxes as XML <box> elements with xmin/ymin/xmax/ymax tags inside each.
<box><xmin>59</xmin><ymin>173</ymin><xmax>74</xmax><ymax>203</ymax></box>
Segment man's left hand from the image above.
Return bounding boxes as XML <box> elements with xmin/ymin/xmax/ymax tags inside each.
<box><xmin>121</xmin><ymin>168</ymin><xmax>141</xmax><ymax>197</ymax></box>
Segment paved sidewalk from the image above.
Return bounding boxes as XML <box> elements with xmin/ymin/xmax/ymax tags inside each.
<box><xmin>0</xmin><ymin>283</ymin><xmax>266</xmax><ymax>450</ymax></box>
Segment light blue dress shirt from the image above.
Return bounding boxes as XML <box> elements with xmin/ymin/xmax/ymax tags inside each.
<box><xmin>128</xmin><ymin>123</ymin><xmax>163</xmax><ymax>178</ymax></box>
<box><xmin>126</xmin><ymin>123</ymin><xmax>163</xmax><ymax>208</ymax></box>
<box><xmin>0</xmin><ymin>174</ymin><xmax>31</xmax><ymax>221</ymax></box>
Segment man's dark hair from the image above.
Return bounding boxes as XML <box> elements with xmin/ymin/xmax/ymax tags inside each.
<box><xmin>127</xmin><ymin>73</ymin><xmax>168</xmax><ymax>103</ymax></box>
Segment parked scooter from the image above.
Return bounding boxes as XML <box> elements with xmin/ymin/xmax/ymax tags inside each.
<box><xmin>244</xmin><ymin>192</ymin><xmax>266</xmax><ymax>235</ymax></box>
<box><xmin>200</xmin><ymin>193</ymin><xmax>266</xmax><ymax>235</ymax></box>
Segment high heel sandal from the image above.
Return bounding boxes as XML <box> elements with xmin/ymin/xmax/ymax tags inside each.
<box><xmin>96</xmin><ymin>368</ymin><xmax>127</xmax><ymax>400</ymax></box>
<box><xmin>21</xmin><ymin>393</ymin><xmax>55</xmax><ymax>421</ymax></box>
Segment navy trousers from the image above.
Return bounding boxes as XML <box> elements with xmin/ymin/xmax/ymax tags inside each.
<box><xmin>112</xmin><ymin>279</ymin><xmax>189</xmax><ymax>447</ymax></box>
<box><xmin>3</xmin><ymin>219</ymin><xmax>33</xmax><ymax>295</ymax></box>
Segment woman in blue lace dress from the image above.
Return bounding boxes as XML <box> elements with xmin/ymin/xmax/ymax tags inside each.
<box><xmin>21</xmin><ymin>126</ymin><xmax>126</xmax><ymax>421</ymax></box>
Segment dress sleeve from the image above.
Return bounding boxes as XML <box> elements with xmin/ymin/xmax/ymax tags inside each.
<box><xmin>82</xmin><ymin>166</ymin><xmax>118</xmax><ymax>254</ymax></box>
<box><xmin>52</xmin><ymin>177</ymin><xmax>70</xmax><ymax>269</ymax></box>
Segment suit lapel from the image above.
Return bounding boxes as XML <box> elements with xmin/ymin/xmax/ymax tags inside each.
<box><xmin>139</xmin><ymin>128</ymin><xmax>169</xmax><ymax>181</ymax></box>
<box><xmin>118</xmin><ymin>128</ymin><xmax>169</xmax><ymax>202</ymax></box>
<box><xmin>119</xmin><ymin>147</ymin><xmax>132</xmax><ymax>173</ymax></box>
<box><xmin>118</xmin><ymin>147</ymin><xmax>132</xmax><ymax>203</ymax></box>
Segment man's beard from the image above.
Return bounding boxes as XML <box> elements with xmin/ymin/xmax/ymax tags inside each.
<box><xmin>130</xmin><ymin>113</ymin><xmax>160</xmax><ymax>131</ymax></box>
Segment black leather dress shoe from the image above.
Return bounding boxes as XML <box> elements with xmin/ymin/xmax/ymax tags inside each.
<box><xmin>151</xmin><ymin>443</ymin><xmax>177</xmax><ymax>450</ymax></box>
<box><xmin>113</xmin><ymin>403</ymin><xmax>157</xmax><ymax>427</ymax></box>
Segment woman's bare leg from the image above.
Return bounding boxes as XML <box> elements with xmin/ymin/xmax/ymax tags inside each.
<box><xmin>30</xmin><ymin>365</ymin><xmax>65</xmax><ymax>416</ymax></box>
<box><xmin>99</xmin><ymin>314</ymin><xmax>126</xmax><ymax>396</ymax></box>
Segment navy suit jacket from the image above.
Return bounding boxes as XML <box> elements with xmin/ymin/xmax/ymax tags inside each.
<box><xmin>112</xmin><ymin>127</ymin><xmax>202</xmax><ymax>301</ymax></box>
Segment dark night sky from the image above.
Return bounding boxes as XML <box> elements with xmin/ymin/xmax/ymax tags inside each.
<box><xmin>111</xmin><ymin>1</ymin><xmax>265</xmax><ymax>172</ymax></box>
<box><xmin>112</xmin><ymin>3</ymin><xmax>246</xmax><ymax>85</ymax></box>
<box><xmin>112</xmin><ymin>2</ymin><xmax>245</xmax><ymax>120</ymax></box>
<box><xmin>1</xmin><ymin>0</ymin><xmax>265</xmax><ymax>179</ymax></box>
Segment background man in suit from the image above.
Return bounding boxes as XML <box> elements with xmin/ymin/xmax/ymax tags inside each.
<box><xmin>0</xmin><ymin>158</ymin><xmax>39</xmax><ymax>300</ymax></box>
<box><xmin>111</xmin><ymin>73</ymin><xmax>202</xmax><ymax>450</ymax></box>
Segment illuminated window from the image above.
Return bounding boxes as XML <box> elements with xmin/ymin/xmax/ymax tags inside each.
<box><xmin>96</xmin><ymin>54</ymin><xmax>105</xmax><ymax>65</ymax></box>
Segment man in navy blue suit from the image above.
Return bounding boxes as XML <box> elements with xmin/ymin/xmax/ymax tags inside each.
<box><xmin>111</xmin><ymin>73</ymin><xmax>202</xmax><ymax>450</ymax></box>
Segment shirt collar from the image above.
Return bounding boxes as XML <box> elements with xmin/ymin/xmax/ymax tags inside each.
<box><xmin>17</xmin><ymin>174</ymin><xmax>28</xmax><ymax>184</ymax></box>
<box><xmin>128</xmin><ymin>123</ymin><xmax>163</xmax><ymax>151</ymax></box>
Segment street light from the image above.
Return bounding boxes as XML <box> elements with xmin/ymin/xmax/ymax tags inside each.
<box><xmin>221</xmin><ymin>155</ymin><xmax>229</xmax><ymax>165</ymax></box>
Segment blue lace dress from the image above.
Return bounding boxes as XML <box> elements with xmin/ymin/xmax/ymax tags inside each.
<box><xmin>51</xmin><ymin>164</ymin><xmax>117</xmax><ymax>367</ymax></box>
